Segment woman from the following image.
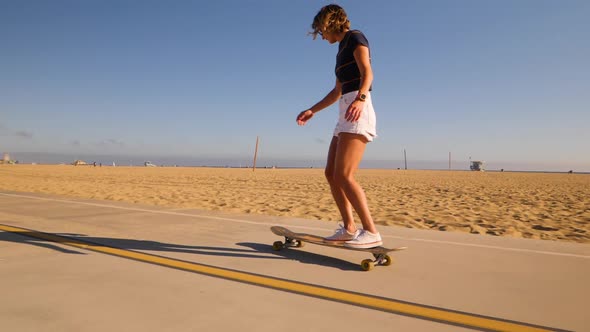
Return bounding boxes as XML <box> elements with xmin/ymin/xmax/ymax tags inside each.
<box><xmin>296</xmin><ymin>4</ymin><xmax>381</xmax><ymax>248</ymax></box>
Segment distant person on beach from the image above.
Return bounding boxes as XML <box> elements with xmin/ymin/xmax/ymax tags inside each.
<box><xmin>296</xmin><ymin>4</ymin><xmax>381</xmax><ymax>248</ymax></box>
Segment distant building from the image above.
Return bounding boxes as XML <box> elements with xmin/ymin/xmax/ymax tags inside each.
<box><xmin>470</xmin><ymin>160</ymin><xmax>485</xmax><ymax>171</ymax></box>
<box><xmin>144</xmin><ymin>161</ymin><xmax>156</xmax><ymax>167</ymax></box>
<box><xmin>0</xmin><ymin>153</ymin><xmax>16</xmax><ymax>164</ymax></box>
<box><xmin>72</xmin><ymin>160</ymin><xmax>87</xmax><ymax>166</ymax></box>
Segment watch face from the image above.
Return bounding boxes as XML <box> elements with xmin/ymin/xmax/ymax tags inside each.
<box><xmin>360</xmin><ymin>94</ymin><xmax>367</xmax><ymax>100</ymax></box>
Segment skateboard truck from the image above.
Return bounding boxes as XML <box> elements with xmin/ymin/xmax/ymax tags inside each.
<box><xmin>273</xmin><ymin>236</ymin><xmax>305</xmax><ymax>250</ymax></box>
<box><xmin>366</xmin><ymin>253</ymin><xmax>393</xmax><ymax>270</ymax></box>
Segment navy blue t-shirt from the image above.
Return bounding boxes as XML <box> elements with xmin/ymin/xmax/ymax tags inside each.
<box><xmin>335</xmin><ymin>30</ymin><xmax>372</xmax><ymax>94</ymax></box>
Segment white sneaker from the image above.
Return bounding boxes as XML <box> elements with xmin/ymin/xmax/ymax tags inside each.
<box><xmin>324</xmin><ymin>224</ymin><xmax>360</xmax><ymax>242</ymax></box>
<box><xmin>344</xmin><ymin>230</ymin><xmax>383</xmax><ymax>248</ymax></box>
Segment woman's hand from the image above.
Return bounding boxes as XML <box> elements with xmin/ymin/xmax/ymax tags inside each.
<box><xmin>345</xmin><ymin>100</ymin><xmax>363</xmax><ymax>122</ymax></box>
<box><xmin>296</xmin><ymin>109</ymin><xmax>314</xmax><ymax>126</ymax></box>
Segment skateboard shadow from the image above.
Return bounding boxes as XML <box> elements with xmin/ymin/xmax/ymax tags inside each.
<box><xmin>238</xmin><ymin>242</ymin><xmax>361</xmax><ymax>271</ymax></box>
<box><xmin>0</xmin><ymin>229</ymin><xmax>282</xmax><ymax>260</ymax></box>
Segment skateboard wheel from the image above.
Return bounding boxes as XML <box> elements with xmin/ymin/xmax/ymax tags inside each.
<box><xmin>272</xmin><ymin>241</ymin><xmax>284</xmax><ymax>251</ymax></box>
<box><xmin>361</xmin><ymin>259</ymin><xmax>374</xmax><ymax>271</ymax></box>
<box><xmin>295</xmin><ymin>240</ymin><xmax>305</xmax><ymax>248</ymax></box>
<box><xmin>382</xmin><ymin>255</ymin><xmax>392</xmax><ymax>266</ymax></box>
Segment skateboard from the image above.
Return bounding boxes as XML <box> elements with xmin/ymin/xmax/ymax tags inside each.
<box><xmin>271</xmin><ymin>226</ymin><xmax>407</xmax><ymax>271</ymax></box>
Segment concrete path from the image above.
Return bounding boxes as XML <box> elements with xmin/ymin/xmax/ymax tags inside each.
<box><xmin>1</xmin><ymin>191</ymin><xmax>588</xmax><ymax>332</ymax></box>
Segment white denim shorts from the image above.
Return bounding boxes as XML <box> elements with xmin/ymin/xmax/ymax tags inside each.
<box><xmin>333</xmin><ymin>90</ymin><xmax>377</xmax><ymax>142</ymax></box>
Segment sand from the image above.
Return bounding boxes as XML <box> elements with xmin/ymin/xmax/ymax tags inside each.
<box><xmin>1</xmin><ymin>164</ymin><xmax>588</xmax><ymax>243</ymax></box>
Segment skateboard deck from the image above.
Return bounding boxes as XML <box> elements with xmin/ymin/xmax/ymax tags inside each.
<box><xmin>271</xmin><ymin>226</ymin><xmax>407</xmax><ymax>271</ymax></box>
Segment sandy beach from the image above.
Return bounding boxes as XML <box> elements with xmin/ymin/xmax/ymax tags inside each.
<box><xmin>1</xmin><ymin>164</ymin><xmax>588</xmax><ymax>243</ymax></box>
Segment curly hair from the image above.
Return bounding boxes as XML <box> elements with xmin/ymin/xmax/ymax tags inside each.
<box><xmin>310</xmin><ymin>4</ymin><xmax>350</xmax><ymax>40</ymax></box>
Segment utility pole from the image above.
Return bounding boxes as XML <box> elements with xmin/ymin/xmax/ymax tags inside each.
<box><xmin>449</xmin><ymin>152</ymin><xmax>451</xmax><ymax>170</ymax></box>
<box><xmin>404</xmin><ymin>149</ymin><xmax>407</xmax><ymax>170</ymax></box>
<box><xmin>252</xmin><ymin>136</ymin><xmax>259</xmax><ymax>171</ymax></box>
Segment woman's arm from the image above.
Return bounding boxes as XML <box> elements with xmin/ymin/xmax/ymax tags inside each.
<box><xmin>354</xmin><ymin>45</ymin><xmax>373</xmax><ymax>97</ymax></box>
<box><xmin>345</xmin><ymin>45</ymin><xmax>373</xmax><ymax>122</ymax></box>
<box><xmin>297</xmin><ymin>79</ymin><xmax>342</xmax><ymax>126</ymax></box>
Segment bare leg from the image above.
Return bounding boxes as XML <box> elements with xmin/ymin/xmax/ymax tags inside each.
<box><xmin>332</xmin><ymin>133</ymin><xmax>378</xmax><ymax>234</ymax></box>
<box><xmin>325</xmin><ymin>136</ymin><xmax>357</xmax><ymax>233</ymax></box>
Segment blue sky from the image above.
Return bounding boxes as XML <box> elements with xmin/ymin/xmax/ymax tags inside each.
<box><xmin>1</xmin><ymin>1</ymin><xmax>589</xmax><ymax>171</ymax></box>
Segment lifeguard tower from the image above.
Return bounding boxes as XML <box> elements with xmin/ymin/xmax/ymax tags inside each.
<box><xmin>470</xmin><ymin>160</ymin><xmax>485</xmax><ymax>171</ymax></box>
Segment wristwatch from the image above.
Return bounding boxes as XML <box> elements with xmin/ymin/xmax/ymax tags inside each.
<box><xmin>357</xmin><ymin>93</ymin><xmax>367</xmax><ymax>102</ymax></box>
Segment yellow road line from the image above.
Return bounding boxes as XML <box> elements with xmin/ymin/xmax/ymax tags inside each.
<box><xmin>0</xmin><ymin>224</ymin><xmax>563</xmax><ymax>332</ymax></box>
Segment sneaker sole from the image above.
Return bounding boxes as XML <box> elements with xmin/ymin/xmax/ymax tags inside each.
<box><xmin>344</xmin><ymin>241</ymin><xmax>383</xmax><ymax>249</ymax></box>
<box><xmin>323</xmin><ymin>238</ymin><xmax>354</xmax><ymax>243</ymax></box>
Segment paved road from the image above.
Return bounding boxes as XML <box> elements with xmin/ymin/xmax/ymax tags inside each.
<box><xmin>1</xmin><ymin>191</ymin><xmax>588</xmax><ymax>331</ymax></box>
